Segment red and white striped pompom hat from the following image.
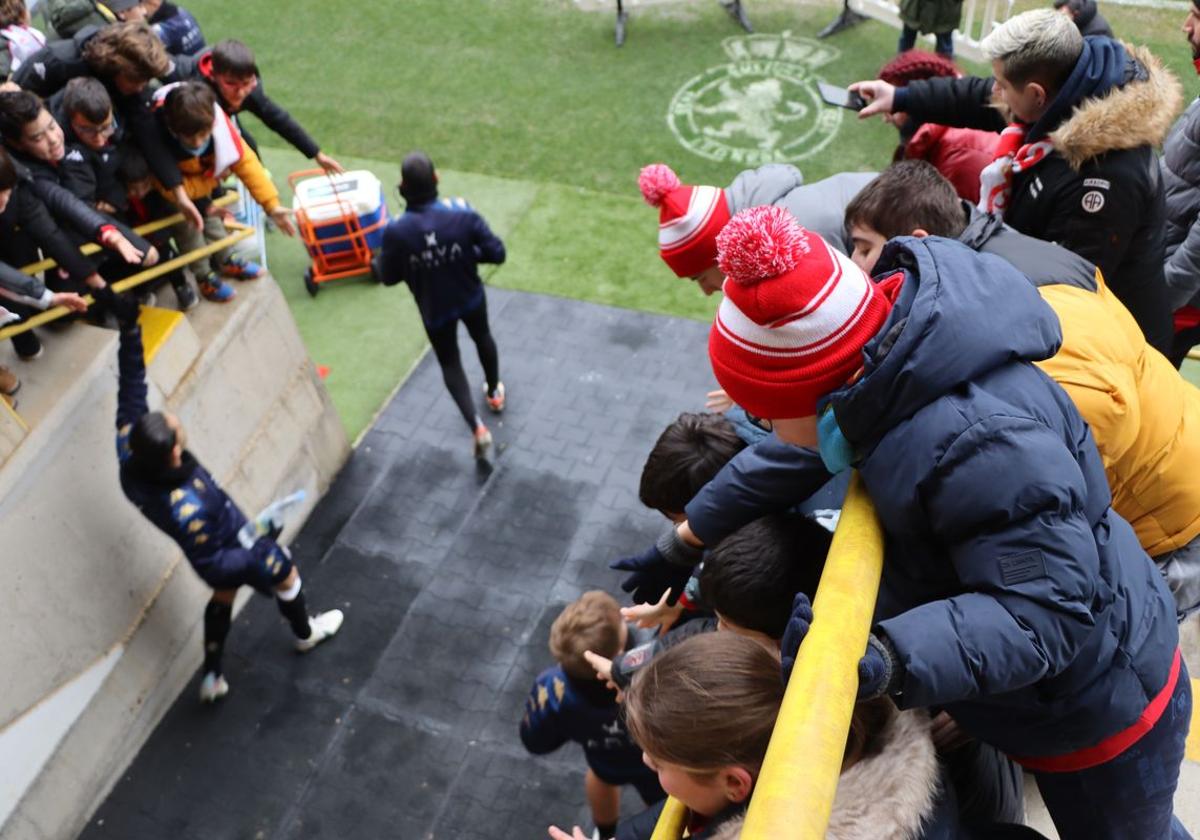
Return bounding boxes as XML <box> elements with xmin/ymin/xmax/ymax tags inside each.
<box><xmin>639</xmin><ymin>163</ymin><xmax>731</xmax><ymax>279</ymax></box>
<box><xmin>708</xmin><ymin>205</ymin><xmax>893</xmax><ymax>419</ymax></box>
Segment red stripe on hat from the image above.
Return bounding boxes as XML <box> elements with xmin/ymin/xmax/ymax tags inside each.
<box><xmin>661</xmin><ymin>188</ymin><xmax>722</xmax><ymax>251</ymax></box>
<box><xmin>714</xmin><ymin>283</ymin><xmax>874</xmax><ymax>358</ymax></box>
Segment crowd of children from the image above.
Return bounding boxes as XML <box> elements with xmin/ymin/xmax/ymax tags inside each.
<box><xmin>521</xmin><ymin>8</ymin><xmax>1200</xmax><ymax>840</ymax></box>
<box><xmin>0</xmin><ymin>0</ymin><xmax>344</xmax><ymax>407</ymax></box>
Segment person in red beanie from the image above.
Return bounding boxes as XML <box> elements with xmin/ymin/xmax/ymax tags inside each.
<box><xmin>638</xmin><ymin>162</ymin><xmax>875</xmax><ymax>295</ymax></box>
<box><xmin>614</xmin><ymin>204</ymin><xmax>1189</xmax><ymax>840</ymax></box>
<box><xmin>877</xmin><ymin>51</ymin><xmax>998</xmax><ymax>203</ymax></box>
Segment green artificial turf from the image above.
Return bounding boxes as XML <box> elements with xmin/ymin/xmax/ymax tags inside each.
<box><xmin>194</xmin><ymin>0</ymin><xmax>1200</xmax><ymax>436</ymax></box>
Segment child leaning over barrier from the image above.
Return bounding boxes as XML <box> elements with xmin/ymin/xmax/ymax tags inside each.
<box><xmin>152</xmin><ymin>80</ymin><xmax>294</xmax><ymax>303</ymax></box>
<box><xmin>522</xmin><ymin>591</ymin><xmax>664</xmax><ymax>840</ymax></box>
<box><xmin>613</xmin><ymin>206</ymin><xmax>1190</xmax><ymax>840</ymax></box>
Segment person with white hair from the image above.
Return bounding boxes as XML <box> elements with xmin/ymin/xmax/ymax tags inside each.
<box><xmin>850</xmin><ymin>9</ymin><xmax>1181</xmax><ymax>356</ymax></box>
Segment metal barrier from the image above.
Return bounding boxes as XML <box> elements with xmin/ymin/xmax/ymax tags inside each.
<box><xmin>0</xmin><ymin>194</ymin><xmax>250</xmax><ymax>343</ymax></box>
<box><xmin>819</xmin><ymin>0</ymin><xmax>1014</xmax><ymax>64</ymax></box>
<box><xmin>651</xmin><ymin>471</ymin><xmax>885</xmax><ymax>840</ymax></box>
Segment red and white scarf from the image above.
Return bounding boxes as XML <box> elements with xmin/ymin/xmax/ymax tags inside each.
<box><xmin>977</xmin><ymin>124</ymin><xmax>1054</xmax><ymax>215</ymax></box>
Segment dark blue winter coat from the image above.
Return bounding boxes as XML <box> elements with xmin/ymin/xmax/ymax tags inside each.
<box><xmin>519</xmin><ymin>664</ymin><xmax>659</xmax><ymax>791</ymax></box>
<box><xmin>378</xmin><ymin>196</ymin><xmax>506</xmax><ymax>332</ymax></box>
<box><xmin>689</xmin><ymin>237</ymin><xmax>1178</xmax><ymax>760</ymax></box>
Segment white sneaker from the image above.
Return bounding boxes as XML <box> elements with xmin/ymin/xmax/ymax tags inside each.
<box><xmin>295</xmin><ymin>609</ymin><xmax>344</xmax><ymax>653</ymax></box>
<box><xmin>199</xmin><ymin>672</ymin><xmax>229</xmax><ymax>703</ymax></box>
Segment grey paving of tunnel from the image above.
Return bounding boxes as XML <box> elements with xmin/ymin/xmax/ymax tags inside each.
<box><xmin>80</xmin><ymin>287</ymin><xmax>717</xmax><ymax>840</ymax></box>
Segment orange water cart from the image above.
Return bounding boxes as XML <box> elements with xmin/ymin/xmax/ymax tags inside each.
<box><xmin>288</xmin><ymin>169</ymin><xmax>390</xmax><ymax>296</ymax></box>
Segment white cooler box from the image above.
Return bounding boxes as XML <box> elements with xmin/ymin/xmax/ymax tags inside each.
<box><xmin>292</xmin><ymin>170</ymin><xmax>388</xmax><ymax>256</ymax></box>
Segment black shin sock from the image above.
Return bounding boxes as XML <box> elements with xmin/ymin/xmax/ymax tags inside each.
<box><xmin>203</xmin><ymin>600</ymin><xmax>232</xmax><ymax>675</ymax></box>
<box><xmin>276</xmin><ymin>588</ymin><xmax>311</xmax><ymax>639</ymax></box>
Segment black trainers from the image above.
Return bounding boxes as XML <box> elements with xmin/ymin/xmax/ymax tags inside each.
<box><xmin>172</xmin><ymin>276</ymin><xmax>199</xmax><ymax>311</ymax></box>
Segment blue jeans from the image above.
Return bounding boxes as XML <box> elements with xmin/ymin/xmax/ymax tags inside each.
<box><xmin>898</xmin><ymin>25</ymin><xmax>954</xmax><ymax>56</ymax></box>
<box><xmin>1033</xmin><ymin>659</ymin><xmax>1192</xmax><ymax>840</ymax></box>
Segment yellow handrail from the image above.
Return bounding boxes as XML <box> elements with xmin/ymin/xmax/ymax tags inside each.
<box><xmin>0</xmin><ymin>220</ymin><xmax>253</xmax><ymax>342</ymax></box>
<box><xmin>650</xmin><ymin>471</ymin><xmax>884</xmax><ymax>839</ymax></box>
<box><xmin>16</xmin><ymin>192</ymin><xmax>239</xmax><ymax>276</ymax></box>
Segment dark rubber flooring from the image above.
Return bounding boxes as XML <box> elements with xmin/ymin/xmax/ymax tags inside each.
<box><xmin>80</xmin><ymin>288</ymin><xmax>718</xmax><ymax>840</ymax></box>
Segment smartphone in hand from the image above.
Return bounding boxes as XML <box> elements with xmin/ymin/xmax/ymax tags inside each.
<box><xmin>818</xmin><ymin>82</ymin><xmax>867</xmax><ymax>111</ymax></box>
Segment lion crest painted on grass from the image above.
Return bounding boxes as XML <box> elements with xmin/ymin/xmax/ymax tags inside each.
<box><xmin>667</xmin><ymin>33</ymin><xmax>842</xmax><ymax>165</ymax></box>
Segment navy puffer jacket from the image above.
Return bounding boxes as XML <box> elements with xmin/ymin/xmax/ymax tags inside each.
<box><xmin>832</xmin><ymin>236</ymin><xmax>1177</xmax><ymax>758</ymax></box>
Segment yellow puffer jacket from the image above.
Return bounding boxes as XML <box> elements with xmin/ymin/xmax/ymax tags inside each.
<box><xmin>163</xmin><ymin>142</ymin><xmax>280</xmax><ymax>212</ymax></box>
<box><xmin>1038</xmin><ymin>277</ymin><xmax>1200</xmax><ymax>557</ymax></box>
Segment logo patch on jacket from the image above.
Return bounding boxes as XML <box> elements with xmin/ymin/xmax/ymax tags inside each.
<box><xmin>1081</xmin><ymin>191</ymin><xmax>1106</xmax><ymax>213</ymax></box>
<box><xmin>1000</xmin><ymin>550</ymin><xmax>1047</xmax><ymax>585</ymax></box>
<box><xmin>1082</xmin><ymin>178</ymin><xmax>1110</xmax><ymax>190</ymax></box>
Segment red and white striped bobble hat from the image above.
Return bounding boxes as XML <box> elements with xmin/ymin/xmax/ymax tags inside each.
<box><xmin>708</xmin><ymin>205</ymin><xmax>894</xmax><ymax>419</ymax></box>
<box><xmin>639</xmin><ymin>163</ymin><xmax>731</xmax><ymax>278</ymax></box>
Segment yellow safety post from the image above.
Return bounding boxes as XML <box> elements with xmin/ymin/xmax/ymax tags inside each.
<box><xmin>647</xmin><ymin>472</ymin><xmax>884</xmax><ymax>840</ymax></box>
<box><xmin>649</xmin><ymin>796</ymin><xmax>690</xmax><ymax>840</ymax></box>
<box><xmin>0</xmin><ymin>222</ymin><xmax>253</xmax><ymax>342</ymax></box>
<box><xmin>741</xmin><ymin>471</ymin><xmax>883</xmax><ymax>839</ymax></box>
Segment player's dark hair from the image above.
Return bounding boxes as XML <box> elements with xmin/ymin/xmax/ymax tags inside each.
<box><xmin>639</xmin><ymin>412</ymin><xmax>745</xmax><ymax>515</ymax></box>
<box><xmin>399</xmin><ymin>150</ymin><xmax>437</xmax><ymax>204</ymax></box>
<box><xmin>62</xmin><ymin>77</ymin><xmax>113</xmax><ymax>125</ymax></box>
<box><xmin>128</xmin><ymin>412</ymin><xmax>177</xmax><ymax>476</ymax></box>
<box><xmin>700</xmin><ymin>513</ymin><xmax>832</xmax><ymax>639</ymax></box>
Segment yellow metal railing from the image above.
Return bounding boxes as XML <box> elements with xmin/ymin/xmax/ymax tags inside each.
<box><xmin>652</xmin><ymin>471</ymin><xmax>884</xmax><ymax>839</ymax></box>
<box><xmin>0</xmin><ymin>194</ymin><xmax>248</xmax><ymax>343</ymax></box>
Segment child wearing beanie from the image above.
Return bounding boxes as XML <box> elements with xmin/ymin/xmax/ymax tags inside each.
<box><xmin>619</xmin><ymin>205</ymin><xmax>1190</xmax><ymax>839</ymax></box>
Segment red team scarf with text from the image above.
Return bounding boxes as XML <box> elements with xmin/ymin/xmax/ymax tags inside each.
<box><xmin>977</xmin><ymin>124</ymin><xmax>1054</xmax><ymax>216</ymax></box>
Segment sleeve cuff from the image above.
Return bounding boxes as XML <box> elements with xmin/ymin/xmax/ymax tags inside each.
<box><xmin>892</xmin><ymin>86</ymin><xmax>909</xmax><ymax>112</ymax></box>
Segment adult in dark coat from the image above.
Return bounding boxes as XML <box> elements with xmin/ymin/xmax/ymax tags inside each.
<box><xmin>851</xmin><ymin>10</ymin><xmax>1181</xmax><ymax>355</ymax></box>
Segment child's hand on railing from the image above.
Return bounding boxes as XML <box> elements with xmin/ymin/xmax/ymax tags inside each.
<box><xmin>50</xmin><ymin>292</ymin><xmax>88</xmax><ymax>313</ymax></box>
<box><xmin>102</xmin><ymin>229</ymin><xmax>145</xmax><ymax>266</ymax></box>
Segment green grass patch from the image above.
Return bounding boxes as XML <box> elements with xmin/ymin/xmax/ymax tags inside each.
<box><xmin>202</xmin><ymin>0</ymin><xmax>1200</xmax><ymax>436</ymax></box>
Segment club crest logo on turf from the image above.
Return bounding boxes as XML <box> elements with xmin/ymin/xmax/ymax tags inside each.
<box><xmin>667</xmin><ymin>33</ymin><xmax>843</xmax><ymax>166</ymax></box>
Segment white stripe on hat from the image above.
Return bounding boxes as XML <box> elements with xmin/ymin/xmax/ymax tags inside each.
<box><xmin>713</xmin><ymin>248</ymin><xmax>874</xmax><ymax>358</ymax></box>
<box><xmin>659</xmin><ymin>185</ymin><xmax>722</xmax><ymax>251</ymax></box>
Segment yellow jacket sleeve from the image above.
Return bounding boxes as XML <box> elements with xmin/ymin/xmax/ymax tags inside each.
<box><xmin>230</xmin><ymin>143</ymin><xmax>280</xmax><ymax>213</ymax></box>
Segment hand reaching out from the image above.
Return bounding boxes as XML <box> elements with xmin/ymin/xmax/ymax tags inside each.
<box><xmin>705</xmin><ymin>388</ymin><xmax>734</xmax><ymax>413</ymax></box>
<box><xmin>547</xmin><ymin>826</ymin><xmax>591</xmax><ymax>840</ymax></box>
<box><xmin>621</xmin><ymin>589</ymin><xmax>682</xmax><ymax>636</ymax></box>
<box><xmin>583</xmin><ymin>650</ymin><xmax>623</xmax><ymax>702</ymax></box>
<box><xmin>848</xmin><ymin>80</ymin><xmax>896</xmax><ymax>119</ymax></box>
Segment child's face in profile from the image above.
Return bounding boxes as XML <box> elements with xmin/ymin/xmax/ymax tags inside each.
<box><xmin>641</xmin><ymin>752</ymin><xmax>751</xmax><ymax>817</ymax></box>
<box><xmin>173</xmin><ymin>128</ymin><xmax>213</xmax><ymax>156</ymax></box>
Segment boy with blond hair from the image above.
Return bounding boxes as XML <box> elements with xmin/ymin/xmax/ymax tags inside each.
<box><xmin>520</xmin><ymin>591</ymin><xmax>663</xmax><ymax>840</ymax></box>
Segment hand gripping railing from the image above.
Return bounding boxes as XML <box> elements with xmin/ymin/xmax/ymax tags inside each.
<box><xmin>0</xmin><ymin>193</ymin><xmax>251</xmax><ymax>342</ymax></box>
<box><xmin>650</xmin><ymin>471</ymin><xmax>885</xmax><ymax>840</ymax></box>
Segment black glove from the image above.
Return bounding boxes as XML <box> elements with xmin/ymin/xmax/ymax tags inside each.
<box><xmin>610</xmin><ymin>526</ymin><xmax>702</xmax><ymax>605</ymax></box>
<box><xmin>94</xmin><ymin>285</ymin><xmax>139</xmax><ymax>331</ymax></box>
<box><xmin>779</xmin><ymin>591</ymin><xmax>902</xmax><ymax>699</ymax></box>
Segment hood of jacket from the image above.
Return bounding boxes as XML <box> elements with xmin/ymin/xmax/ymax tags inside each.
<box><xmin>707</xmin><ymin>710</ymin><xmax>946</xmax><ymax>840</ymax></box>
<box><xmin>725</xmin><ymin>162</ymin><xmax>805</xmax><ymax>211</ymax></box>
<box><xmin>956</xmin><ymin>201</ymin><xmax>1098</xmax><ymax>292</ymax></box>
<box><xmin>1051</xmin><ymin>43</ymin><xmax>1182</xmax><ymax>170</ymax></box>
<box><xmin>828</xmin><ymin>236</ymin><xmax>1062</xmax><ymax>449</ymax></box>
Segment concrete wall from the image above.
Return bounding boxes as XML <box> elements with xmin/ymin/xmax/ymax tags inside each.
<box><xmin>0</xmin><ymin>277</ymin><xmax>349</xmax><ymax>840</ymax></box>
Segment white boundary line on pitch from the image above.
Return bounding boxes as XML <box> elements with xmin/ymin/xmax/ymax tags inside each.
<box><xmin>1104</xmin><ymin>0</ymin><xmax>1190</xmax><ymax>10</ymax></box>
